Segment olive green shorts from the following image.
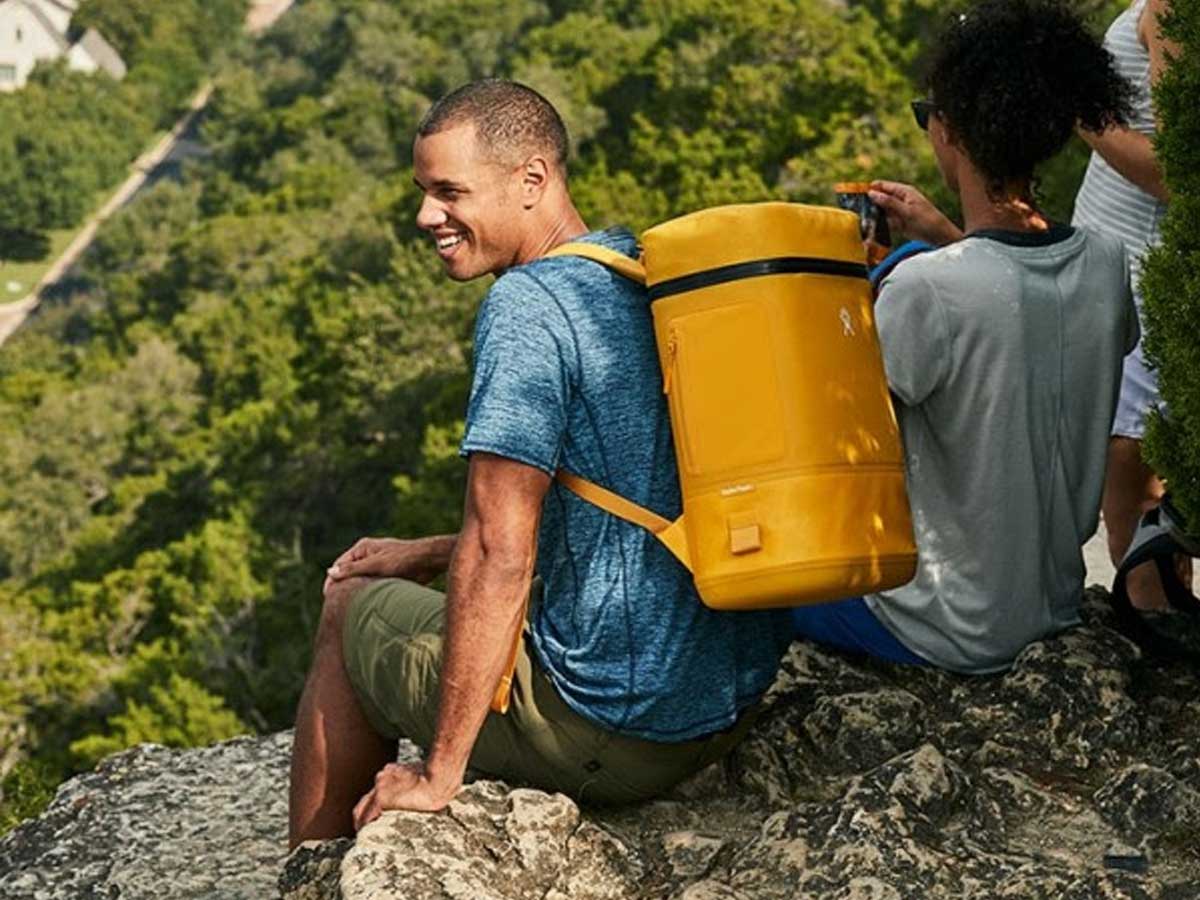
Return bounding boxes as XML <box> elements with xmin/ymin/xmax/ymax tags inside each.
<box><xmin>343</xmin><ymin>577</ymin><xmax>753</xmax><ymax>806</ymax></box>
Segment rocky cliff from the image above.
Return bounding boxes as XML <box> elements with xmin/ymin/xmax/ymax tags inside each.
<box><xmin>2</xmin><ymin>589</ymin><xmax>1198</xmax><ymax>899</ymax></box>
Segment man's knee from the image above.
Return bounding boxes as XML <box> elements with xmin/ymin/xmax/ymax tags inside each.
<box><xmin>318</xmin><ymin>576</ymin><xmax>374</xmax><ymax>645</ymax></box>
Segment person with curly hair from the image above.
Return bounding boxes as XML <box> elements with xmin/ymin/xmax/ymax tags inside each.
<box><xmin>789</xmin><ymin>0</ymin><xmax>1140</xmax><ymax>672</ymax></box>
<box><xmin>1072</xmin><ymin>0</ymin><xmax>1186</xmax><ymax>611</ymax></box>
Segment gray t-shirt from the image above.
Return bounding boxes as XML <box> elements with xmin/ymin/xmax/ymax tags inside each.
<box><xmin>865</xmin><ymin>226</ymin><xmax>1138</xmax><ymax>673</ymax></box>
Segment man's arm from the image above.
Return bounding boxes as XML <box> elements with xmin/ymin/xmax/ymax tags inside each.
<box><xmin>351</xmin><ymin>452</ymin><xmax>549</xmax><ymax>823</ymax></box>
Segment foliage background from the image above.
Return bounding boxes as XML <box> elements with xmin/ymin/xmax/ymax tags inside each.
<box><xmin>0</xmin><ymin>0</ymin><xmax>1129</xmax><ymax>832</ymax></box>
<box><xmin>1143</xmin><ymin>0</ymin><xmax>1200</xmax><ymax>526</ymax></box>
<box><xmin>0</xmin><ymin>0</ymin><xmax>247</xmax><ymax>245</ymax></box>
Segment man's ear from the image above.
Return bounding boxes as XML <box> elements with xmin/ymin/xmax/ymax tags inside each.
<box><xmin>519</xmin><ymin>156</ymin><xmax>551</xmax><ymax>209</ymax></box>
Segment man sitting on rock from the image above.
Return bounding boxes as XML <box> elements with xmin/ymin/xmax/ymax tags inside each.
<box><xmin>287</xmin><ymin>79</ymin><xmax>792</xmax><ymax>847</ymax></box>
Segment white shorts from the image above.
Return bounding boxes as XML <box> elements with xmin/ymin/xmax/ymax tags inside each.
<box><xmin>1112</xmin><ymin>336</ymin><xmax>1160</xmax><ymax>440</ymax></box>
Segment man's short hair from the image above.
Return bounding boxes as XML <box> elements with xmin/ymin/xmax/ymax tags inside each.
<box><xmin>417</xmin><ymin>79</ymin><xmax>570</xmax><ymax>173</ymax></box>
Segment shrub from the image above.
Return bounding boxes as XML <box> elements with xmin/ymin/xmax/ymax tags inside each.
<box><xmin>1142</xmin><ymin>2</ymin><xmax>1200</xmax><ymax>526</ymax></box>
<box><xmin>0</xmin><ymin>760</ymin><xmax>56</xmax><ymax>838</ymax></box>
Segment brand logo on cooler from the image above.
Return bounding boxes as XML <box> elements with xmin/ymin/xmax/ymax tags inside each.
<box><xmin>720</xmin><ymin>484</ymin><xmax>756</xmax><ymax>497</ymax></box>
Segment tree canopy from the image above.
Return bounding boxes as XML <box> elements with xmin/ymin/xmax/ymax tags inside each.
<box><xmin>0</xmin><ymin>0</ymin><xmax>247</xmax><ymax>241</ymax></box>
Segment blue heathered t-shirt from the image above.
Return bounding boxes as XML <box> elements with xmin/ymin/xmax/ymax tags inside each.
<box><xmin>460</xmin><ymin>227</ymin><xmax>792</xmax><ymax>742</ymax></box>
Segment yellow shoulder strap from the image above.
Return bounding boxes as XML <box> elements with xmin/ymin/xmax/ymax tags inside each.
<box><xmin>490</xmin><ymin>474</ymin><xmax>691</xmax><ymax>716</ymax></box>
<box><xmin>557</xmin><ymin>470</ymin><xmax>670</xmax><ymax>532</ymax></box>
<box><xmin>541</xmin><ymin>247</ymin><xmax>690</xmax><ymax>572</ymax></box>
<box><xmin>489</xmin><ymin>592</ymin><xmax>526</xmax><ymax>715</ymax></box>
<box><xmin>488</xmin><ymin>245</ymin><xmax>677</xmax><ymax>717</ymax></box>
<box><xmin>555</xmin><ymin>471</ymin><xmax>692</xmax><ymax>571</ymax></box>
<box><xmin>545</xmin><ymin>242</ymin><xmax>648</xmax><ymax>284</ymax></box>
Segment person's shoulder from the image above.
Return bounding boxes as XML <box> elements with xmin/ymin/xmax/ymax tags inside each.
<box><xmin>1061</xmin><ymin>225</ymin><xmax>1131</xmax><ymax>288</ymax></box>
<box><xmin>481</xmin><ymin>227</ymin><xmax>641</xmax><ymax>331</ymax></box>
<box><xmin>1072</xmin><ymin>223</ymin><xmax>1128</xmax><ymax>262</ymax></box>
<box><xmin>1072</xmin><ymin>225</ymin><xmax>1133</xmax><ymax>306</ymax></box>
<box><xmin>478</xmin><ymin>228</ymin><xmax>631</xmax><ymax>325</ymax></box>
<box><xmin>875</xmin><ymin>244</ymin><xmax>949</xmax><ymax>297</ymax></box>
<box><xmin>518</xmin><ymin>227</ymin><xmax>641</xmax><ymax>296</ymax></box>
<box><xmin>486</xmin><ymin>267</ymin><xmax>550</xmax><ymax>306</ymax></box>
<box><xmin>886</xmin><ymin>236</ymin><xmax>1048</xmax><ymax>293</ymax></box>
<box><xmin>875</xmin><ymin>241</ymin><xmax>991</xmax><ymax>333</ymax></box>
<box><xmin>474</xmin><ymin>267</ymin><xmax>567</xmax><ymax>343</ymax></box>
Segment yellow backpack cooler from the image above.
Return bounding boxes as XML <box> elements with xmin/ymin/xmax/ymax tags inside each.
<box><xmin>549</xmin><ymin>201</ymin><xmax>917</xmax><ymax>611</ymax></box>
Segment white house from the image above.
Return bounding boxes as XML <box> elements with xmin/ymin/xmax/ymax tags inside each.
<box><xmin>0</xmin><ymin>0</ymin><xmax>125</xmax><ymax>92</ymax></box>
<box><xmin>23</xmin><ymin>0</ymin><xmax>69</xmax><ymax>32</ymax></box>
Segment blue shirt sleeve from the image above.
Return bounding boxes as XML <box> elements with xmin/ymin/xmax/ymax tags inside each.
<box><xmin>459</xmin><ymin>270</ymin><xmax>578</xmax><ymax>475</ymax></box>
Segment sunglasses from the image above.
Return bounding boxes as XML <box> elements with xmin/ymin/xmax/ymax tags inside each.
<box><xmin>911</xmin><ymin>98</ymin><xmax>936</xmax><ymax>131</ymax></box>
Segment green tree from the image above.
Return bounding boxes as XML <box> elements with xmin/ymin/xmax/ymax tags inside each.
<box><xmin>0</xmin><ymin>0</ymin><xmax>248</xmax><ymax>239</ymax></box>
<box><xmin>1142</xmin><ymin>1</ymin><xmax>1200</xmax><ymax>523</ymax></box>
<box><xmin>69</xmin><ymin>674</ymin><xmax>246</xmax><ymax>768</ymax></box>
<box><xmin>0</xmin><ymin>65</ymin><xmax>151</xmax><ymax>233</ymax></box>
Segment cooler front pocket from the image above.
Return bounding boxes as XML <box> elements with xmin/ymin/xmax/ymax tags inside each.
<box><xmin>664</xmin><ymin>302</ymin><xmax>787</xmax><ymax>477</ymax></box>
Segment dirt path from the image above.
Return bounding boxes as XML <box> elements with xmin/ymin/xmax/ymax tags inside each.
<box><xmin>0</xmin><ymin>0</ymin><xmax>296</xmax><ymax>348</ymax></box>
<box><xmin>247</xmin><ymin>0</ymin><xmax>296</xmax><ymax>34</ymax></box>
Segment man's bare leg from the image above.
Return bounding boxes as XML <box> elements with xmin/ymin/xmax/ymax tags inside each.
<box><xmin>289</xmin><ymin>576</ymin><xmax>394</xmax><ymax>848</ymax></box>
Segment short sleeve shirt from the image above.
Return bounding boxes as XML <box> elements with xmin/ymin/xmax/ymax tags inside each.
<box><xmin>461</xmin><ymin>228</ymin><xmax>792</xmax><ymax>741</ymax></box>
<box><xmin>866</xmin><ymin>227</ymin><xmax>1137</xmax><ymax>672</ymax></box>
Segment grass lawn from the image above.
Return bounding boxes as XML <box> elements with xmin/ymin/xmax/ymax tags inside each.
<box><xmin>0</xmin><ymin>181</ymin><xmax>118</xmax><ymax>304</ymax></box>
<box><xmin>0</xmin><ymin>226</ymin><xmax>79</xmax><ymax>302</ymax></box>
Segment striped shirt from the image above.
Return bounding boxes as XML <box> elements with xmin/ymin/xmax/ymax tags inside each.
<box><xmin>1072</xmin><ymin>0</ymin><xmax>1167</xmax><ymax>290</ymax></box>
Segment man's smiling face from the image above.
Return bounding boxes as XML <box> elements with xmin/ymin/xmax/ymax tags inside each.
<box><xmin>413</xmin><ymin>122</ymin><xmax>524</xmax><ymax>282</ymax></box>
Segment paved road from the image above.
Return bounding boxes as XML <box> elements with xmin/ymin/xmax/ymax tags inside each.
<box><xmin>247</xmin><ymin>0</ymin><xmax>296</xmax><ymax>34</ymax></box>
<box><xmin>0</xmin><ymin>296</ymin><xmax>36</xmax><ymax>345</ymax></box>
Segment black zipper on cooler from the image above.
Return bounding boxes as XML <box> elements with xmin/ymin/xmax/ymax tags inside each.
<box><xmin>647</xmin><ymin>256</ymin><xmax>869</xmax><ymax>301</ymax></box>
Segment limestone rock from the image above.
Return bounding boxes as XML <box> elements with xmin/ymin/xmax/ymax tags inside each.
<box><xmin>802</xmin><ymin>688</ymin><xmax>928</xmax><ymax>771</ymax></box>
<box><xmin>4</xmin><ymin>588</ymin><xmax>1200</xmax><ymax>900</ymax></box>
<box><xmin>0</xmin><ymin>732</ymin><xmax>294</xmax><ymax>899</ymax></box>
<box><xmin>337</xmin><ymin>782</ymin><xmax>643</xmax><ymax>900</ymax></box>
<box><xmin>280</xmin><ymin>838</ymin><xmax>353</xmax><ymax>900</ymax></box>
<box><xmin>660</xmin><ymin>831</ymin><xmax>728</xmax><ymax>880</ymax></box>
<box><xmin>1094</xmin><ymin>765</ymin><xmax>1200</xmax><ymax>839</ymax></box>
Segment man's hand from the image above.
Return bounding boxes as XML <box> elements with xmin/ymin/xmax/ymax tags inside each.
<box><xmin>869</xmin><ymin>181</ymin><xmax>964</xmax><ymax>247</ymax></box>
<box><xmin>352</xmin><ymin>762</ymin><xmax>461</xmax><ymax>829</ymax></box>
<box><xmin>324</xmin><ymin>535</ymin><xmax>456</xmax><ymax>592</ymax></box>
